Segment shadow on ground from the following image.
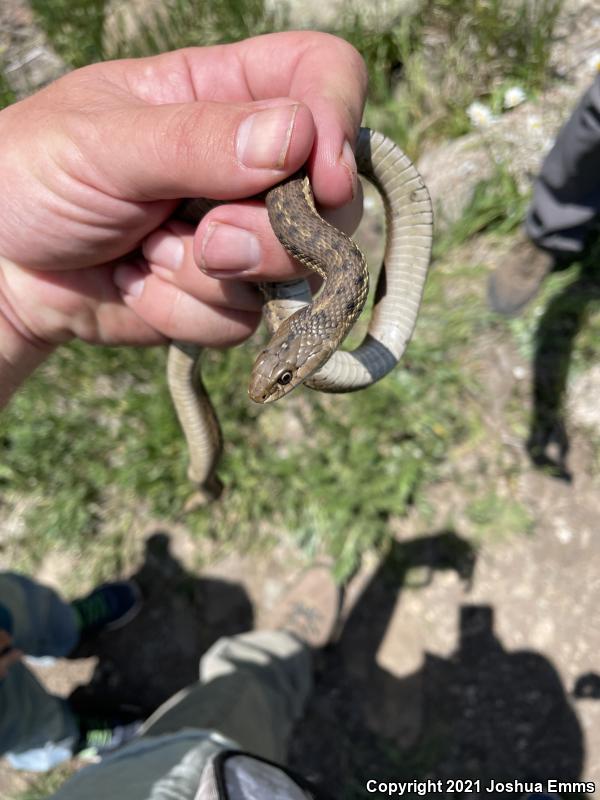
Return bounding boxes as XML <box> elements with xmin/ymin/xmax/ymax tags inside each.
<box><xmin>69</xmin><ymin>530</ymin><xmax>254</xmax><ymax>718</ymax></box>
<box><xmin>527</xmin><ymin>248</ymin><xmax>600</xmax><ymax>479</ymax></box>
<box><xmin>290</xmin><ymin>532</ymin><xmax>588</xmax><ymax>799</ymax></box>
<box><xmin>66</xmin><ymin>529</ymin><xmax>592</xmax><ymax>799</ymax></box>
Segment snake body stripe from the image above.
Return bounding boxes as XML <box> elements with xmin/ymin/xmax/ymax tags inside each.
<box><xmin>255</xmin><ymin>129</ymin><xmax>433</xmax><ymax>394</ymax></box>
<box><xmin>167</xmin><ymin>127</ymin><xmax>433</xmax><ymax>505</ymax></box>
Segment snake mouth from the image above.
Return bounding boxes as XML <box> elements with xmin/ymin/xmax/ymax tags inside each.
<box><xmin>247</xmin><ymin>375</ymin><xmax>296</xmax><ymax>404</ymax></box>
<box><xmin>248</xmin><ymin>390</ymin><xmax>279</xmax><ymax>404</ymax></box>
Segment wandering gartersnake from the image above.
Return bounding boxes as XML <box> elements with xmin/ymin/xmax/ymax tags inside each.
<box><xmin>168</xmin><ymin>127</ymin><xmax>433</xmax><ymax>506</ymax></box>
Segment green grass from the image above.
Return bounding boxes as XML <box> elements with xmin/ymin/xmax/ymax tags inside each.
<box><xmin>107</xmin><ymin>0</ymin><xmax>288</xmax><ymax>60</ymax></box>
<box><xmin>2</xmin><ymin>3</ymin><xmax>597</xmax><ymax>799</ymax></box>
<box><xmin>427</xmin><ymin>0</ymin><xmax>562</xmax><ymax>90</ymax></box>
<box><xmin>14</xmin><ymin>764</ymin><xmax>76</xmax><ymax>800</ymax></box>
<box><xmin>23</xmin><ymin>0</ymin><xmax>286</xmax><ymax>68</ymax></box>
<box><xmin>0</xmin><ymin>0</ymin><xmax>572</xmax><ymax>583</ymax></box>
<box><xmin>28</xmin><ymin>0</ymin><xmax>107</xmax><ymax>68</ymax></box>
<box><xmin>375</xmin><ymin>0</ymin><xmax>563</xmax><ymax>153</ymax></box>
<box><xmin>18</xmin><ymin>0</ymin><xmax>562</xmax><ymax>157</ymax></box>
<box><xmin>0</xmin><ymin>257</ymin><xmax>485</xmax><ymax>581</ymax></box>
<box><xmin>6</xmin><ymin>189</ymin><xmax>544</xmax><ymax>583</ymax></box>
<box><xmin>434</xmin><ymin>164</ymin><xmax>531</xmax><ymax>258</ymax></box>
<box><xmin>466</xmin><ymin>490</ymin><xmax>534</xmax><ymax>540</ymax></box>
<box><xmin>0</xmin><ymin>71</ymin><xmax>17</xmax><ymax>109</ymax></box>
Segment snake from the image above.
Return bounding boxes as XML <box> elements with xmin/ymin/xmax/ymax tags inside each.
<box><xmin>167</xmin><ymin>127</ymin><xmax>433</xmax><ymax>506</ymax></box>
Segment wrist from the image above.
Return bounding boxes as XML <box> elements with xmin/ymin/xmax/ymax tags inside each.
<box><xmin>0</xmin><ymin>284</ymin><xmax>54</xmax><ymax>408</ymax></box>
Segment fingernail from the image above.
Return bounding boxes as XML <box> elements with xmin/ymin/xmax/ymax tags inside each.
<box><xmin>201</xmin><ymin>222</ymin><xmax>261</xmax><ymax>273</ymax></box>
<box><xmin>143</xmin><ymin>230</ymin><xmax>184</xmax><ymax>271</ymax></box>
<box><xmin>236</xmin><ymin>104</ymin><xmax>298</xmax><ymax>169</ymax></box>
<box><xmin>341</xmin><ymin>139</ymin><xmax>358</xmax><ymax>199</ymax></box>
<box><xmin>114</xmin><ymin>264</ymin><xmax>145</xmax><ymax>298</ymax></box>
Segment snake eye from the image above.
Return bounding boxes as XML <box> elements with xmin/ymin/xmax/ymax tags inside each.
<box><xmin>277</xmin><ymin>370</ymin><xmax>293</xmax><ymax>386</ymax></box>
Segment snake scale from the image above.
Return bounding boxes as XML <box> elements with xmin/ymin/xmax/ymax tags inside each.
<box><xmin>168</xmin><ymin>127</ymin><xmax>433</xmax><ymax>506</ymax></box>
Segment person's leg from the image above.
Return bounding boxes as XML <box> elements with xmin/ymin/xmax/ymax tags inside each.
<box><xmin>140</xmin><ymin>565</ymin><xmax>339</xmax><ymax>765</ymax></box>
<box><xmin>0</xmin><ymin>573</ymin><xmax>142</xmax><ymax>768</ymax></box>
<box><xmin>41</xmin><ymin>568</ymin><xmax>336</xmax><ymax>799</ymax></box>
<box><xmin>0</xmin><ymin>573</ymin><xmax>80</xmax><ymax>767</ymax></box>
<box><xmin>0</xmin><ymin>664</ymin><xmax>79</xmax><ymax>770</ymax></box>
<box><xmin>526</xmin><ymin>74</ymin><xmax>600</xmax><ymax>256</ymax></box>
<box><xmin>141</xmin><ymin>630</ymin><xmax>311</xmax><ymax>764</ymax></box>
<box><xmin>0</xmin><ymin>572</ymin><xmax>79</xmax><ymax>657</ymax></box>
<box><xmin>488</xmin><ymin>75</ymin><xmax>600</xmax><ymax>316</ymax></box>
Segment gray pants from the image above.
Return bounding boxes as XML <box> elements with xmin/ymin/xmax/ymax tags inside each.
<box><xmin>50</xmin><ymin>631</ymin><xmax>311</xmax><ymax>800</ymax></box>
<box><xmin>526</xmin><ymin>74</ymin><xmax>600</xmax><ymax>258</ymax></box>
<box><xmin>0</xmin><ymin>573</ymin><xmax>81</xmax><ymax>769</ymax></box>
<box><xmin>1</xmin><ymin>574</ymin><xmax>310</xmax><ymax>762</ymax></box>
<box><xmin>140</xmin><ymin>629</ymin><xmax>312</xmax><ymax>764</ymax></box>
<box><xmin>1</xmin><ymin>572</ymin><xmax>312</xmax><ymax>796</ymax></box>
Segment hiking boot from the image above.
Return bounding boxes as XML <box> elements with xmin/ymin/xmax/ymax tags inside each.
<box><xmin>71</xmin><ymin>580</ymin><xmax>142</xmax><ymax>638</ymax></box>
<box><xmin>272</xmin><ymin>564</ymin><xmax>341</xmax><ymax>649</ymax></box>
<box><xmin>487</xmin><ymin>235</ymin><xmax>557</xmax><ymax>316</ymax></box>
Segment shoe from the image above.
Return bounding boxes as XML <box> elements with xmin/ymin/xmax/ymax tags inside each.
<box><xmin>487</xmin><ymin>235</ymin><xmax>557</xmax><ymax>316</ymax></box>
<box><xmin>272</xmin><ymin>564</ymin><xmax>341</xmax><ymax>649</ymax></box>
<box><xmin>75</xmin><ymin>714</ymin><xmax>142</xmax><ymax>759</ymax></box>
<box><xmin>71</xmin><ymin>580</ymin><xmax>142</xmax><ymax>638</ymax></box>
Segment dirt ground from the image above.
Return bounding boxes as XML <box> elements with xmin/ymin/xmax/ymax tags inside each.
<box><xmin>4</xmin><ymin>381</ymin><xmax>600</xmax><ymax>800</ymax></box>
<box><xmin>3</xmin><ymin>228</ymin><xmax>600</xmax><ymax>800</ymax></box>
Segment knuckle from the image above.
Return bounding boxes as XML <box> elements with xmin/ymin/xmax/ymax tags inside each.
<box><xmin>338</xmin><ymin>40</ymin><xmax>369</xmax><ymax>95</ymax></box>
<box><xmin>157</xmin><ymin>104</ymin><xmax>225</xmax><ymax>175</ymax></box>
<box><xmin>160</xmin><ymin>106</ymin><xmax>200</xmax><ymax>166</ymax></box>
<box><xmin>314</xmin><ymin>33</ymin><xmax>367</xmax><ymax>83</ymax></box>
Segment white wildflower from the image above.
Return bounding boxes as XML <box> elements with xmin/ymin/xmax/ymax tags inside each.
<box><xmin>503</xmin><ymin>86</ymin><xmax>526</xmax><ymax>109</ymax></box>
<box><xmin>466</xmin><ymin>101</ymin><xmax>497</xmax><ymax>129</ymax></box>
<box><xmin>587</xmin><ymin>51</ymin><xmax>600</xmax><ymax>73</ymax></box>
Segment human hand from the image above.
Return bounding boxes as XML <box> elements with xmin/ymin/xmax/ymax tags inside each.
<box><xmin>0</xmin><ymin>630</ymin><xmax>22</xmax><ymax>680</ymax></box>
<box><xmin>0</xmin><ymin>32</ymin><xmax>366</xmax><ymax>368</ymax></box>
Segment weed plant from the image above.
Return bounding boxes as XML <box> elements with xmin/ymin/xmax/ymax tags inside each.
<box><xmin>0</xmin><ymin>72</ymin><xmax>17</xmax><ymax>109</ymax></box>
<box><xmin>0</xmin><ymin>258</ymin><xmax>482</xmax><ymax>580</ymax></box>
<box><xmin>362</xmin><ymin>0</ymin><xmax>563</xmax><ymax>152</ymax></box>
<box><xmin>15</xmin><ymin>0</ymin><xmax>563</xmax><ymax>154</ymax></box>
<box><xmin>0</xmin><ymin>0</ymin><xmax>574</xmax><ymax>582</ymax></box>
<box><xmin>434</xmin><ymin>164</ymin><xmax>531</xmax><ymax>258</ymax></box>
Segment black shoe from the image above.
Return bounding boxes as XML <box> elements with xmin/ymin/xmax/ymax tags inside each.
<box><xmin>71</xmin><ymin>580</ymin><xmax>142</xmax><ymax>638</ymax></box>
<box><xmin>75</xmin><ymin>713</ymin><xmax>142</xmax><ymax>759</ymax></box>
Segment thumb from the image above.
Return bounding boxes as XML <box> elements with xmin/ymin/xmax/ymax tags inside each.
<box><xmin>79</xmin><ymin>99</ymin><xmax>315</xmax><ymax>202</ymax></box>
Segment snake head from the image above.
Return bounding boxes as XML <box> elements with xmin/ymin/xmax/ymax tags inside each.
<box><xmin>248</xmin><ymin>321</ymin><xmax>333</xmax><ymax>404</ymax></box>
